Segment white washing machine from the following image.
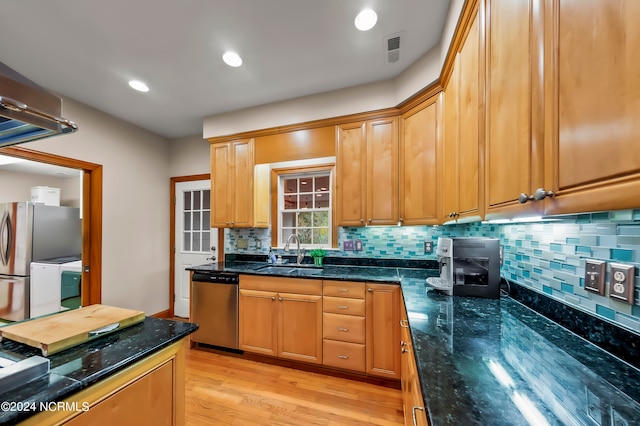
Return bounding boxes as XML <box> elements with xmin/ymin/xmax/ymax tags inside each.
<box><xmin>30</xmin><ymin>259</ymin><xmax>82</xmax><ymax>318</ymax></box>
<box><xmin>30</xmin><ymin>262</ymin><xmax>63</xmax><ymax>318</ymax></box>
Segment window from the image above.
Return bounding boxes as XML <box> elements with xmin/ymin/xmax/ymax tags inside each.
<box><xmin>182</xmin><ymin>189</ymin><xmax>211</xmax><ymax>253</ymax></box>
<box><xmin>278</xmin><ymin>171</ymin><xmax>332</xmax><ymax>248</ymax></box>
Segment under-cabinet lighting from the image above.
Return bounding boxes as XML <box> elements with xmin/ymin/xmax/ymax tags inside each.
<box><xmin>483</xmin><ymin>216</ymin><xmax>552</xmax><ymax>224</ymax></box>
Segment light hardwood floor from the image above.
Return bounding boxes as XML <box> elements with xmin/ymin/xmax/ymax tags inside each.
<box><xmin>185</xmin><ymin>347</ymin><xmax>405</xmax><ymax>426</ymax></box>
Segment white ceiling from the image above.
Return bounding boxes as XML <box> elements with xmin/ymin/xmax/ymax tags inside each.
<box><xmin>0</xmin><ymin>0</ymin><xmax>451</xmax><ymax>140</ymax></box>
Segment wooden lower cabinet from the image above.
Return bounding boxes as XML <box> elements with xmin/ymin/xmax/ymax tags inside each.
<box><xmin>401</xmin><ymin>301</ymin><xmax>428</xmax><ymax>426</ymax></box>
<box><xmin>322</xmin><ymin>280</ymin><xmax>367</xmax><ymax>372</ymax></box>
<box><xmin>366</xmin><ymin>283</ymin><xmax>401</xmax><ymax>379</ymax></box>
<box><xmin>239</xmin><ymin>275</ymin><xmax>323</xmax><ymax>364</ymax></box>
<box><xmin>22</xmin><ymin>339</ymin><xmax>187</xmax><ymax>426</ymax></box>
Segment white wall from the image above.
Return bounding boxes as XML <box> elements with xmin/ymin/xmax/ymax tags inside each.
<box><xmin>23</xmin><ymin>97</ymin><xmax>171</xmax><ymax>316</ymax></box>
<box><xmin>0</xmin><ymin>170</ymin><xmax>80</xmax><ymax>207</ymax></box>
<box><xmin>168</xmin><ymin>135</ymin><xmax>210</xmax><ymax>177</ymax></box>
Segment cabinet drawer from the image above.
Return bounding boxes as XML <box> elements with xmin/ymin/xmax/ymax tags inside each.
<box><xmin>323</xmin><ymin>312</ymin><xmax>365</xmax><ymax>344</ymax></box>
<box><xmin>323</xmin><ymin>296</ymin><xmax>365</xmax><ymax>316</ymax></box>
<box><xmin>323</xmin><ymin>281</ymin><xmax>365</xmax><ymax>299</ymax></box>
<box><xmin>323</xmin><ymin>339</ymin><xmax>365</xmax><ymax>372</ymax></box>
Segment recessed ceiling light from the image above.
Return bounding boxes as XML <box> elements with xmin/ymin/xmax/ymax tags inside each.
<box><xmin>355</xmin><ymin>9</ymin><xmax>377</xmax><ymax>31</ymax></box>
<box><xmin>223</xmin><ymin>51</ymin><xmax>243</xmax><ymax>67</ymax></box>
<box><xmin>128</xmin><ymin>80</ymin><xmax>149</xmax><ymax>92</ymax></box>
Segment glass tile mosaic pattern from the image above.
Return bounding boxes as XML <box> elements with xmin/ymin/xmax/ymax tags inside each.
<box><xmin>225</xmin><ymin>209</ymin><xmax>640</xmax><ymax>333</ymax></box>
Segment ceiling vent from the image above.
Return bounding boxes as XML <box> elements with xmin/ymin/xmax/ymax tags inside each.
<box><xmin>384</xmin><ymin>32</ymin><xmax>403</xmax><ymax>64</ymax></box>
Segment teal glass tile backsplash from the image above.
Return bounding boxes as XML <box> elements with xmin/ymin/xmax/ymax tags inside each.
<box><xmin>225</xmin><ymin>209</ymin><xmax>640</xmax><ymax>334</ymax></box>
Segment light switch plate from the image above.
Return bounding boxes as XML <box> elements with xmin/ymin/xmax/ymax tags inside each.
<box><xmin>355</xmin><ymin>240</ymin><xmax>363</xmax><ymax>251</ymax></box>
<box><xmin>609</xmin><ymin>263</ymin><xmax>635</xmax><ymax>303</ymax></box>
<box><xmin>343</xmin><ymin>240</ymin><xmax>354</xmax><ymax>251</ymax></box>
<box><xmin>584</xmin><ymin>259</ymin><xmax>606</xmax><ymax>295</ymax></box>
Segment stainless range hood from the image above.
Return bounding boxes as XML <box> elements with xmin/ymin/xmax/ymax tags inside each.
<box><xmin>0</xmin><ymin>62</ymin><xmax>77</xmax><ymax>148</ymax></box>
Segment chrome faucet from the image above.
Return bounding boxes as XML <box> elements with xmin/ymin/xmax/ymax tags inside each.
<box><xmin>284</xmin><ymin>234</ymin><xmax>305</xmax><ymax>265</ymax></box>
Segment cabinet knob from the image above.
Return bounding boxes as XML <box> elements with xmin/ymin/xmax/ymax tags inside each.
<box><xmin>367</xmin><ymin>288</ymin><xmax>373</xmax><ymax>293</ymax></box>
<box><xmin>271</xmin><ymin>296</ymin><xmax>276</xmax><ymax>301</ymax></box>
<box><xmin>360</xmin><ymin>218</ymin><xmax>364</xmax><ymax>223</ymax></box>
<box><xmin>399</xmin><ymin>217</ymin><xmax>404</xmax><ymax>223</ymax></box>
<box><xmin>518</xmin><ymin>193</ymin><xmax>534</xmax><ymax>204</ymax></box>
<box><xmin>519</xmin><ymin>188</ymin><xmax>555</xmax><ymax>204</ymax></box>
<box><xmin>400</xmin><ymin>319</ymin><xmax>409</xmax><ymax>328</ymax></box>
<box><xmin>278</xmin><ymin>297</ymin><xmax>283</xmax><ymax>301</ymax></box>
<box><xmin>401</xmin><ymin>347</ymin><xmax>409</xmax><ymax>354</ymax></box>
<box><xmin>534</xmin><ymin>188</ymin><xmax>555</xmax><ymax>201</ymax></box>
<box><xmin>368</xmin><ymin>218</ymin><xmax>372</xmax><ymax>223</ymax></box>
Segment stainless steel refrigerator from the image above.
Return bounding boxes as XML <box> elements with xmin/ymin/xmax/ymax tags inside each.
<box><xmin>0</xmin><ymin>202</ymin><xmax>81</xmax><ymax>321</ymax></box>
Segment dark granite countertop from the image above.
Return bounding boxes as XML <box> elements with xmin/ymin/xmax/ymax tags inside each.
<box><xmin>193</xmin><ymin>256</ymin><xmax>640</xmax><ymax>425</ymax></box>
<box><xmin>401</xmin><ymin>278</ymin><xmax>640</xmax><ymax>426</ymax></box>
<box><xmin>187</xmin><ymin>259</ymin><xmax>429</xmax><ymax>283</ymax></box>
<box><xmin>0</xmin><ymin>317</ymin><xmax>197</xmax><ymax>425</ymax></box>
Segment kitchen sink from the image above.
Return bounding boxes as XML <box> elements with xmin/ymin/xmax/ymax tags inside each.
<box><xmin>0</xmin><ymin>355</ymin><xmax>50</xmax><ymax>393</ymax></box>
<box><xmin>256</xmin><ymin>265</ymin><xmax>322</xmax><ymax>276</ymax></box>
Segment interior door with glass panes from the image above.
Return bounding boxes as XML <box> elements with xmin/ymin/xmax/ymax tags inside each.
<box><xmin>174</xmin><ymin>180</ymin><xmax>217</xmax><ymax>318</ymax></box>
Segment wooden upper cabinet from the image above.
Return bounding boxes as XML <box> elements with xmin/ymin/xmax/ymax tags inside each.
<box><xmin>400</xmin><ymin>95</ymin><xmax>441</xmax><ymax>226</ymax></box>
<box><xmin>336</xmin><ymin>118</ymin><xmax>399</xmax><ymax>226</ymax></box>
<box><xmin>485</xmin><ymin>0</ymin><xmax>545</xmax><ymax>220</ymax></box>
<box><xmin>442</xmin><ymin>5</ymin><xmax>483</xmax><ymax>224</ymax></box>
<box><xmin>366</xmin><ymin>118</ymin><xmax>399</xmax><ymax>226</ymax></box>
<box><xmin>543</xmin><ymin>0</ymin><xmax>640</xmax><ymax>215</ymax></box>
<box><xmin>210</xmin><ymin>139</ymin><xmax>269</xmax><ymax>228</ymax></box>
<box><xmin>211</xmin><ymin>142</ymin><xmax>232</xmax><ymax>228</ymax></box>
<box><xmin>336</xmin><ymin>122</ymin><xmax>367</xmax><ymax>226</ymax></box>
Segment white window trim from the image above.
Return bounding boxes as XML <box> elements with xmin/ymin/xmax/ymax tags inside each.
<box><xmin>277</xmin><ymin>170</ymin><xmax>332</xmax><ymax>249</ymax></box>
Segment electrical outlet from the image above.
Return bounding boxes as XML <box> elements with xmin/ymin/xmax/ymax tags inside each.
<box><xmin>499</xmin><ymin>246</ymin><xmax>504</xmax><ymax>266</ymax></box>
<box><xmin>424</xmin><ymin>241</ymin><xmax>433</xmax><ymax>254</ymax></box>
<box><xmin>355</xmin><ymin>240</ymin><xmax>363</xmax><ymax>251</ymax></box>
<box><xmin>609</xmin><ymin>263</ymin><xmax>635</xmax><ymax>303</ymax></box>
<box><xmin>255</xmin><ymin>239</ymin><xmax>262</xmax><ymax>249</ymax></box>
<box><xmin>236</xmin><ymin>238</ymin><xmax>248</xmax><ymax>249</ymax></box>
<box><xmin>584</xmin><ymin>259</ymin><xmax>606</xmax><ymax>295</ymax></box>
<box><xmin>343</xmin><ymin>240</ymin><xmax>354</xmax><ymax>251</ymax></box>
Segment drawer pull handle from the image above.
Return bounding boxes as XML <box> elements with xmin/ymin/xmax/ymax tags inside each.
<box><xmin>337</xmin><ymin>355</ymin><xmax>349</xmax><ymax>359</ymax></box>
<box><xmin>338</xmin><ymin>305</ymin><xmax>349</xmax><ymax>309</ymax></box>
<box><xmin>338</xmin><ymin>327</ymin><xmax>349</xmax><ymax>332</ymax></box>
<box><xmin>412</xmin><ymin>406</ymin><xmax>425</xmax><ymax>426</ymax></box>
<box><xmin>338</xmin><ymin>288</ymin><xmax>349</xmax><ymax>292</ymax></box>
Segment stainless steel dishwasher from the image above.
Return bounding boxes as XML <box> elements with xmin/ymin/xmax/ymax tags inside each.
<box><xmin>191</xmin><ymin>271</ymin><xmax>239</xmax><ymax>349</ymax></box>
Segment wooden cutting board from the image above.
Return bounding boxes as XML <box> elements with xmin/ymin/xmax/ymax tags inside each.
<box><xmin>0</xmin><ymin>304</ymin><xmax>145</xmax><ymax>356</ymax></box>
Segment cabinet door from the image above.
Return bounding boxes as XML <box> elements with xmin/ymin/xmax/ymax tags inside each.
<box><xmin>210</xmin><ymin>142</ymin><xmax>231</xmax><ymax>228</ymax></box>
<box><xmin>485</xmin><ymin>0</ymin><xmax>545</xmax><ymax>219</ymax></box>
<box><xmin>65</xmin><ymin>361</ymin><xmax>174</xmax><ymax>426</ymax></box>
<box><xmin>365</xmin><ymin>283</ymin><xmax>400</xmax><ymax>379</ymax></box>
<box><xmin>278</xmin><ymin>292</ymin><xmax>323</xmax><ymax>364</ymax></box>
<box><xmin>442</xmin><ymin>55</ymin><xmax>460</xmax><ymax>223</ymax></box>
<box><xmin>366</xmin><ymin>118</ymin><xmax>399</xmax><ymax>225</ymax></box>
<box><xmin>457</xmin><ymin>10</ymin><xmax>483</xmax><ymax>222</ymax></box>
<box><xmin>544</xmin><ymin>0</ymin><xmax>640</xmax><ymax>215</ymax></box>
<box><xmin>400</xmin><ymin>96</ymin><xmax>441</xmax><ymax>226</ymax></box>
<box><xmin>336</xmin><ymin>122</ymin><xmax>367</xmax><ymax>226</ymax></box>
<box><xmin>231</xmin><ymin>139</ymin><xmax>255</xmax><ymax>227</ymax></box>
<box><xmin>239</xmin><ymin>289</ymin><xmax>277</xmax><ymax>356</ymax></box>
